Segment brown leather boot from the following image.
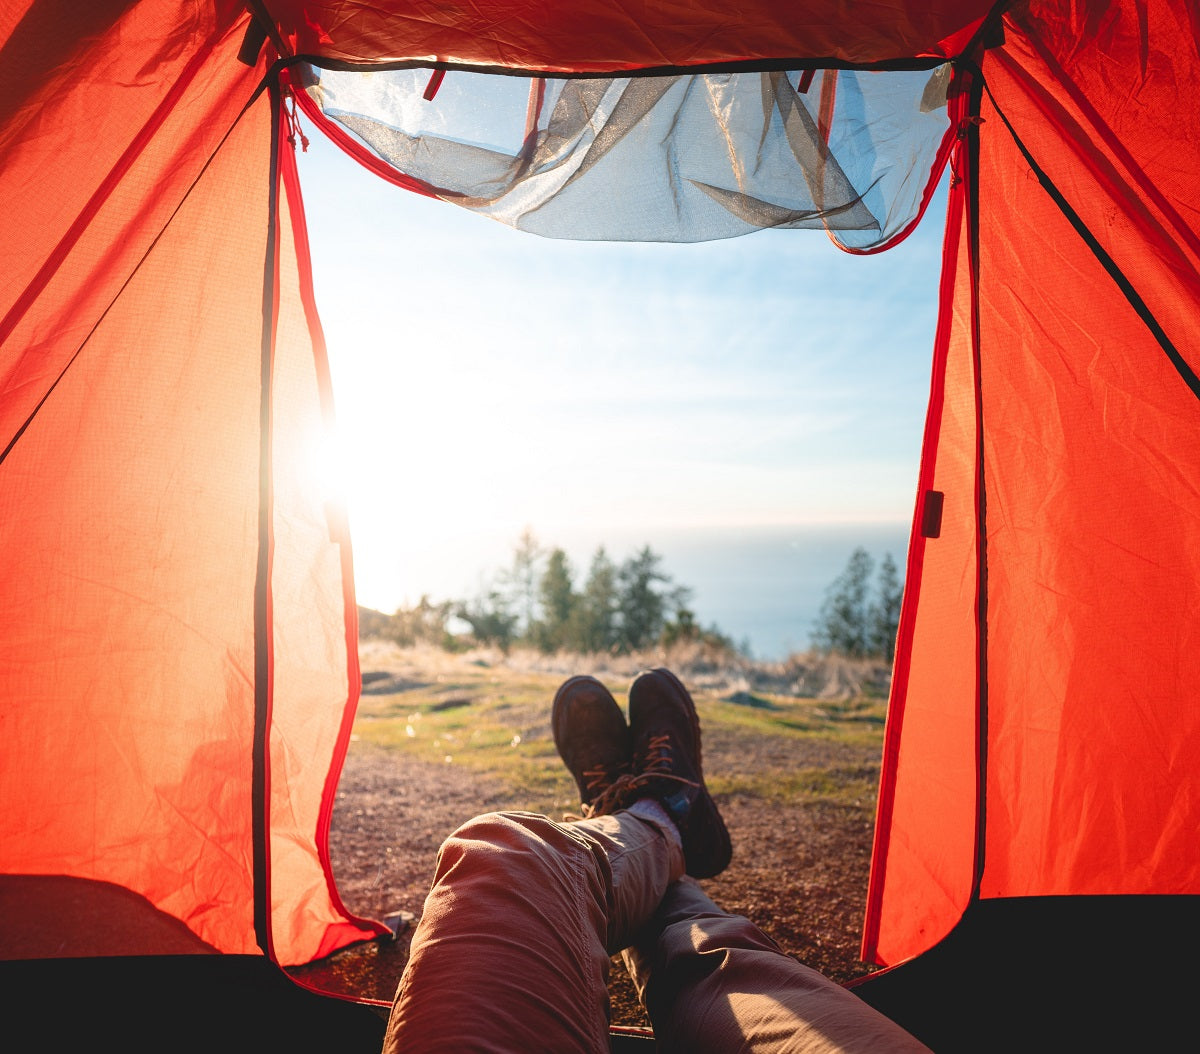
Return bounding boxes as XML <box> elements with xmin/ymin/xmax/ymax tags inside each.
<box><xmin>551</xmin><ymin>675</ymin><xmax>631</xmax><ymax>817</ymax></box>
<box><xmin>585</xmin><ymin>668</ymin><xmax>732</xmax><ymax>878</ymax></box>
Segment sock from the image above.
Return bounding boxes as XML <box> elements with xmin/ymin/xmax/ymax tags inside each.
<box><xmin>627</xmin><ymin>796</ymin><xmax>683</xmax><ymax>853</ymax></box>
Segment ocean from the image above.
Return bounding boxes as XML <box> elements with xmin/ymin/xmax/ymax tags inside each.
<box><xmin>361</xmin><ymin>522</ymin><xmax>912</xmax><ymax>662</ymax></box>
<box><xmin>613</xmin><ymin>523</ymin><xmax>911</xmax><ymax>660</ymax></box>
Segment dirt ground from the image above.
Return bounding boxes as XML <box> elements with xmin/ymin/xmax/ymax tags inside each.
<box><xmin>291</xmin><ymin>649</ymin><xmax>888</xmax><ymax>1029</ymax></box>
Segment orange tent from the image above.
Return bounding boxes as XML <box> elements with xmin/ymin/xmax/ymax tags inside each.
<box><xmin>2</xmin><ymin>1</ymin><xmax>1197</xmax><ymax>1049</ymax></box>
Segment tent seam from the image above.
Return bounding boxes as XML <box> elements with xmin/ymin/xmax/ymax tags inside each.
<box><xmin>966</xmin><ymin>71</ymin><xmax>989</xmax><ymax>906</ymax></box>
<box><xmin>979</xmin><ymin>80</ymin><xmax>1200</xmax><ymax>403</ymax></box>
<box><xmin>0</xmin><ymin>57</ymin><xmax>276</xmax><ymax>468</ymax></box>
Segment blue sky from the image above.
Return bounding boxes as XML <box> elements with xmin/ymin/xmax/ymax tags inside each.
<box><xmin>294</xmin><ymin>128</ymin><xmax>948</xmax><ymax>614</ymax></box>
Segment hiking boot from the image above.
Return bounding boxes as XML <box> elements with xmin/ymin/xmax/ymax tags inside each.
<box><xmin>552</xmin><ymin>675</ymin><xmax>631</xmax><ymax>817</ymax></box>
<box><xmin>625</xmin><ymin>667</ymin><xmax>732</xmax><ymax>879</ymax></box>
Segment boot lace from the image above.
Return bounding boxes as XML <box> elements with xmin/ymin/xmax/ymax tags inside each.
<box><xmin>561</xmin><ymin>760</ymin><xmax>630</xmax><ymax>821</ymax></box>
<box><xmin>576</xmin><ymin>734</ymin><xmax>697</xmax><ymax>818</ymax></box>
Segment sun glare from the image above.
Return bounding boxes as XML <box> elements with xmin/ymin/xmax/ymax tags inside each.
<box><xmin>296</xmin><ymin>129</ymin><xmax>943</xmax><ymax>627</ymax></box>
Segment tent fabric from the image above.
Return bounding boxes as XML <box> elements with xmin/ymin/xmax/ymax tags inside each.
<box><xmin>3</xmin><ymin>0</ymin><xmax>1199</xmax><ymax>1019</ymax></box>
<box><xmin>269</xmin><ymin>131</ymin><xmax>390</xmax><ymax>961</ymax></box>
<box><xmin>1</xmin><ymin>0</ymin><xmax>256</xmax><ymax>446</ymax></box>
<box><xmin>863</xmin><ymin>0</ymin><xmax>1200</xmax><ymax>966</ymax></box>
<box><xmin>257</xmin><ymin>0</ymin><xmax>997</xmax><ymax>72</ymax></box>
<box><xmin>861</xmin><ymin>92</ymin><xmax>985</xmax><ymax>966</ymax></box>
<box><xmin>296</xmin><ymin>63</ymin><xmax>956</xmax><ymax>247</ymax></box>
<box><xmin>0</xmin><ymin>1</ymin><xmax>382</xmax><ymax>965</ymax></box>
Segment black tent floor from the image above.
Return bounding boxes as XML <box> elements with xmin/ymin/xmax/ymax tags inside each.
<box><xmin>0</xmin><ymin>873</ymin><xmax>656</xmax><ymax>1051</ymax></box>
<box><xmin>0</xmin><ymin>954</ymin><xmax>662</xmax><ymax>1052</ymax></box>
<box><xmin>0</xmin><ymin>954</ymin><xmax>389</xmax><ymax>1052</ymax></box>
<box><xmin>5</xmin><ymin>894</ymin><xmax>1196</xmax><ymax>1051</ymax></box>
<box><xmin>849</xmin><ymin>895</ymin><xmax>1200</xmax><ymax>1052</ymax></box>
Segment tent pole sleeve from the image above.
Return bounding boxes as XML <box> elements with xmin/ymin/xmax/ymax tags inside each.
<box><xmin>966</xmin><ymin>70</ymin><xmax>989</xmax><ymax>904</ymax></box>
<box><xmin>253</xmin><ymin>77</ymin><xmax>282</xmax><ymax>960</ymax></box>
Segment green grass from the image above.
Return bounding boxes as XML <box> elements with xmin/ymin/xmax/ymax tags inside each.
<box><xmin>706</xmin><ymin>692</ymin><xmax>887</xmax><ymax>741</ymax></box>
<box><xmin>352</xmin><ymin>660</ymin><xmax>887</xmax><ymax>814</ymax></box>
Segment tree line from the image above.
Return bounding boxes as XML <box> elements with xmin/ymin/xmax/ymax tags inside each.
<box><xmin>361</xmin><ymin>528</ymin><xmax>733</xmax><ymax>656</ymax></box>
<box><xmin>359</xmin><ymin>531</ymin><xmax>904</xmax><ymax>662</ymax></box>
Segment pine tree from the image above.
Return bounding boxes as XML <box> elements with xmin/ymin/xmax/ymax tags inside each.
<box><xmin>617</xmin><ymin>545</ymin><xmax>690</xmax><ymax>651</ymax></box>
<box><xmin>535</xmin><ymin>547</ymin><xmax>575</xmax><ymax>652</ymax></box>
<box><xmin>869</xmin><ymin>552</ymin><xmax>904</xmax><ymax>661</ymax></box>
<box><xmin>501</xmin><ymin>526</ymin><xmax>544</xmax><ymax>640</ymax></box>
<box><xmin>568</xmin><ymin>547</ymin><xmax>620</xmax><ymax>653</ymax></box>
<box><xmin>812</xmin><ymin>547</ymin><xmax>875</xmax><ymax>657</ymax></box>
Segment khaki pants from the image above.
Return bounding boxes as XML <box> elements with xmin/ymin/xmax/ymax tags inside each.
<box><xmin>383</xmin><ymin>811</ymin><xmax>930</xmax><ymax>1054</ymax></box>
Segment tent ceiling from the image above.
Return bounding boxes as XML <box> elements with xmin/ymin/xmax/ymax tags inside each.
<box><xmin>257</xmin><ymin>0</ymin><xmax>999</xmax><ymax>72</ymax></box>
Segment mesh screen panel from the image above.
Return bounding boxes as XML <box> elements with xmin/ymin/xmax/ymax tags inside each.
<box><xmin>301</xmin><ymin>65</ymin><xmax>953</xmax><ymax>248</ymax></box>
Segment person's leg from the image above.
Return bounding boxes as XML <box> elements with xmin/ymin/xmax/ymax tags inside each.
<box><xmin>382</xmin><ymin>809</ymin><xmax>682</xmax><ymax>1054</ymax></box>
<box><xmin>383</xmin><ymin>667</ymin><xmax>734</xmax><ymax>1052</ymax></box>
<box><xmin>621</xmin><ymin>878</ymin><xmax>932</xmax><ymax>1054</ymax></box>
<box><xmin>383</xmin><ymin>671</ymin><xmax>690</xmax><ymax>1054</ymax></box>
